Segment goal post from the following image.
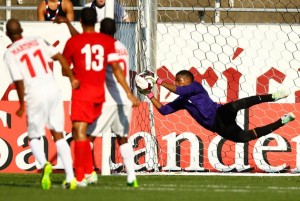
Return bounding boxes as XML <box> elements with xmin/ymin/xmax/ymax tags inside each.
<box><xmin>100</xmin><ymin>0</ymin><xmax>160</xmax><ymax>174</ymax></box>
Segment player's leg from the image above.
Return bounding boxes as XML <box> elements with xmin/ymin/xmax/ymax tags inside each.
<box><xmin>117</xmin><ymin>137</ymin><xmax>139</xmax><ymax>187</ymax></box>
<box><xmin>27</xmin><ymin>93</ymin><xmax>52</xmax><ymax>190</ymax></box>
<box><xmin>85</xmin><ymin>104</ymin><xmax>116</xmax><ymax>184</ymax></box>
<box><xmin>86</xmin><ymin>135</ymin><xmax>97</xmax><ymax>184</ymax></box>
<box><xmin>30</xmin><ymin>137</ymin><xmax>53</xmax><ymax>190</ymax></box>
<box><xmin>83</xmin><ymin>102</ymin><xmax>106</xmax><ymax>184</ymax></box>
<box><xmin>51</xmin><ymin>131</ymin><xmax>76</xmax><ymax>189</ymax></box>
<box><xmin>29</xmin><ymin>138</ymin><xmax>47</xmax><ymax>167</ymax></box>
<box><xmin>48</xmin><ymin>91</ymin><xmax>76</xmax><ymax>189</ymax></box>
<box><xmin>227</xmin><ymin>95</ymin><xmax>273</xmax><ymax>112</ymax></box>
<box><xmin>223</xmin><ymin>90</ymin><xmax>289</xmax><ymax>115</ymax></box>
<box><xmin>114</xmin><ymin>105</ymin><xmax>138</xmax><ymax>187</ymax></box>
<box><xmin>71</xmin><ymin>101</ymin><xmax>101</xmax><ymax>187</ymax></box>
<box><xmin>213</xmin><ymin>118</ymin><xmax>256</xmax><ymax>142</ymax></box>
<box><xmin>247</xmin><ymin>112</ymin><xmax>295</xmax><ymax>139</ymax></box>
<box><xmin>216</xmin><ymin>113</ymin><xmax>295</xmax><ymax>142</ymax></box>
<box><xmin>72</xmin><ymin>121</ymin><xmax>90</xmax><ymax>186</ymax></box>
<box><xmin>216</xmin><ymin>90</ymin><xmax>289</xmax><ymax>125</ymax></box>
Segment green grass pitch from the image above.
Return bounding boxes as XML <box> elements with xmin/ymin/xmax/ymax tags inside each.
<box><xmin>1</xmin><ymin>173</ymin><xmax>300</xmax><ymax>201</ymax></box>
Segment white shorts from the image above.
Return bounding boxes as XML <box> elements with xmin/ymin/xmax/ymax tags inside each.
<box><xmin>26</xmin><ymin>88</ymin><xmax>64</xmax><ymax>139</ymax></box>
<box><xmin>87</xmin><ymin>104</ymin><xmax>132</xmax><ymax>137</ymax></box>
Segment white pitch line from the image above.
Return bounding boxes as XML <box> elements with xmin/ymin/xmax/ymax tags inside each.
<box><xmin>121</xmin><ymin>172</ymin><xmax>300</xmax><ymax>176</ymax></box>
<box><xmin>50</xmin><ymin>183</ymin><xmax>300</xmax><ymax>193</ymax></box>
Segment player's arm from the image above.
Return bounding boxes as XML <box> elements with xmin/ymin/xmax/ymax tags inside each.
<box><xmin>4</xmin><ymin>53</ymin><xmax>26</xmax><ymax>117</ymax></box>
<box><xmin>147</xmin><ymin>93</ymin><xmax>181</xmax><ymax>115</ymax></box>
<box><xmin>110</xmin><ymin>62</ymin><xmax>139</xmax><ymax>107</ymax></box>
<box><xmin>145</xmin><ymin>71</ymin><xmax>198</xmax><ymax>95</ymax></box>
<box><xmin>160</xmin><ymin>81</ymin><xmax>177</xmax><ymax>93</ymax></box>
<box><xmin>63</xmin><ymin>0</ymin><xmax>74</xmax><ymax>22</ymax></box>
<box><xmin>148</xmin><ymin>95</ymin><xmax>163</xmax><ymax>109</ymax></box>
<box><xmin>54</xmin><ymin>16</ymin><xmax>79</xmax><ymax>36</ymax></box>
<box><xmin>14</xmin><ymin>80</ymin><xmax>25</xmax><ymax>117</ymax></box>
<box><xmin>52</xmin><ymin>53</ymin><xmax>79</xmax><ymax>89</ymax></box>
<box><xmin>37</xmin><ymin>2</ymin><xmax>46</xmax><ymax>21</ymax></box>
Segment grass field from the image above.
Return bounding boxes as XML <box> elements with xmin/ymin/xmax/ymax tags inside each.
<box><xmin>1</xmin><ymin>173</ymin><xmax>300</xmax><ymax>201</ymax></box>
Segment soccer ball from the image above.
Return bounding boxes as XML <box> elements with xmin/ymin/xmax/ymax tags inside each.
<box><xmin>135</xmin><ymin>72</ymin><xmax>154</xmax><ymax>94</ymax></box>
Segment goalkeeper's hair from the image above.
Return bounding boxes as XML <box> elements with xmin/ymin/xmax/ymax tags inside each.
<box><xmin>80</xmin><ymin>7</ymin><xmax>97</xmax><ymax>26</ymax></box>
<box><xmin>100</xmin><ymin>18</ymin><xmax>116</xmax><ymax>37</ymax></box>
<box><xmin>176</xmin><ymin>70</ymin><xmax>194</xmax><ymax>82</ymax></box>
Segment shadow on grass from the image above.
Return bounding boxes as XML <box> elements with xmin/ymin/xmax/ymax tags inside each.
<box><xmin>0</xmin><ymin>182</ymin><xmax>37</xmax><ymax>188</ymax></box>
<box><xmin>0</xmin><ymin>179</ymin><xmax>63</xmax><ymax>188</ymax></box>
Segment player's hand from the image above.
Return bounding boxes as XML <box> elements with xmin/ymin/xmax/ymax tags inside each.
<box><xmin>127</xmin><ymin>93</ymin><xmax>140</xmax><ymax>107</ymax></box>
<box><xmin>144</xmin><ymin>70</ymin><xmax>159</xmax><ymax>84</ymax></box>
<box><xmin>71</xmin><ymin>79</ymin><xmax>80</xmax><ymax>89</ymax></box>
<box><xmin>16</xmin><ymin>106</ymin><xmax>24</xmax><ymax>117</ymax></box>
<box><xmin>53</xmin><ymin>16</ymin><xmax>69</xmax><ymax>24</ymax></box>
<box><xmin>137</xmin><ymin>88</ymin><xmax>150</xmax><ymax>95</ymax></box>
<box><xmin>137</xmin><ymin>88</ymin><xmax>155</xmax><ymax>99</ymax></box>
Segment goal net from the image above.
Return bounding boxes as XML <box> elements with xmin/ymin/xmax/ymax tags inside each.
<box><xmin>110</xmin><ymin>0</ymin><xmax>300</xmax><ymax>174</ymax></box>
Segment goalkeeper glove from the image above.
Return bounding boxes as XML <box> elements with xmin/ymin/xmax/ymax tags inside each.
<box><xmin>137</xmin><ymin>88</ymin><xmax>150</xmax><ymax>95</ymax></box>
<box><xmin>144</xmin><ymin>70</ymin><xmax>163</xmax><ymax>85</ymax></box>
<box><xmin>136</xmin><ymin>85</ymin><xmax>154</xmax><ymax>99</ymax></box>
<box><xmin>137</xmin><ymin>88</ymin><xmax>154</xmax><ymax>99</ymax></box>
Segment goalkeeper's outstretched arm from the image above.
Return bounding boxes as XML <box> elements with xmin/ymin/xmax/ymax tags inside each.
<box><xmin>138</xmin><ymin>70</ymin><xmax>188</xmax><ymax>115</ymax></box>
<box><xmin>147</xmin><ymin>78</ymin><xmax>176</xmax><ymax>108</ymax></box>
<box><xmin>160</xmin><ymin>81</ymin><xmax>177</xmax><ymax>93</ymax></box>
<box><xmin>143</xmin><ymin>71</ymin><xmax>177</xmax><ymax>110</ymax></box>
<box><xmin>147</xmin><ymin>91</ymin><xmax>180</xmax><ymax>115</ymax></box>
<box><xmin>148</xmin><ymin>94</ymin><xmax>163</xmax><ymax>109</ymax></box>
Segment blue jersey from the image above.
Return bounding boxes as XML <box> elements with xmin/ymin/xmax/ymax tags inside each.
<box><xmin>158</xmin><ymin>81</ymin><xmax>222</xmax><ymax>131</ymax></box>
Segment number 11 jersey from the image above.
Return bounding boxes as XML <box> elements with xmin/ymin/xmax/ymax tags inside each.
<box><xmin>4</xmin><ymin>36</ymin><xmax>59</xmax><ymax>95</ymax></box>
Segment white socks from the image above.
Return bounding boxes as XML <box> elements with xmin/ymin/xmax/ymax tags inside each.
<box><xmin>30</xmin><ymin>138</ymin><xmax>74</xmax><ymax>182</ymax></box>
<box><xmin>55</xmin><ymin>139</ymin><xmax>75</xmax><ymax>182</ymax></box>
<box><xmin>120</xmin><ymin>143</ymin><xmax>136</xmax><ymax>183</ymax></box>
<box><xmin>30</xmin><ymin>138</ymin><xmax>47</xmax><ymax>167</ymax></box>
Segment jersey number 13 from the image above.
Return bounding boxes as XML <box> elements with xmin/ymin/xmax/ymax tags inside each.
<box><xmin>81</xmin><ymin>44</ymin><xmax>104</xmax><ymax>71</ymax></box>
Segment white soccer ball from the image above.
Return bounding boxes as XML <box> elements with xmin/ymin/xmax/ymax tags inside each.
<box><xmin>135</xmin><ymin>73</ymin><xmax>154</xmax><ymax>94</ymax></box>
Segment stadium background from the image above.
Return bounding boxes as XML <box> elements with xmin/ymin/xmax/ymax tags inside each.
<box><xmin>0</xmin><ymin>0</ymin><xmax>300</xmax><ymax>174</ymax></box>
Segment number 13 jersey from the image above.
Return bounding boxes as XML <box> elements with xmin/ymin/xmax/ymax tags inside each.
<box><xmin>63</xmin><ymin>32</ymin><xmax>118</xmax><ymax>103</ymax></box>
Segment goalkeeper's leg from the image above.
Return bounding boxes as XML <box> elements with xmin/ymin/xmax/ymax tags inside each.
<box><xmin>215</xmin><ymin>112</ymin><xmax>295</xmax><ymax>143</ymax></box>
<box><xmin>248</xmin><ymin>112</ymin><xmax>295</xmax><ymax>139</ymax></box>
<box><xmin>228</xmin><ymin>90</ymin><xmax>289</xmax><ymax>112</ymax></box>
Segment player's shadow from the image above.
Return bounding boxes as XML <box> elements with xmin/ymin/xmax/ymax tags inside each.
<box><xmin>0</xmin><ymin>180</ymin><xmax>38</xmax><ymax>188</ymax></box>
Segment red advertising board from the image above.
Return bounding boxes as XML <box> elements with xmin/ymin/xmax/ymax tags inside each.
<box><xmin>1</xmin><ymin>101</ymin><xmax>299</xmax><ymax>173</ymax></box>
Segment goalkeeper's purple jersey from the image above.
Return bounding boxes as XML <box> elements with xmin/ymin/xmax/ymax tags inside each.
<box><xmin>158</xmin><ymin>81</ymin><xmax>222</xmax><ymax>131</ymax></box>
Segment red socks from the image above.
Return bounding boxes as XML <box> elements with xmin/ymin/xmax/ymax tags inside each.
<box><xmin>74</xmin><ymin>141</ymin><xmax>85</xmax><ymax>181</ymax></box>
<box><xmin>84</xmin><ymin>140</ymin><xmax>94</xmax><ymax>174</ymax></box>
<box><xmin>74</xmin><ymin>140</ymin><xmax>94</xmax><ymax>181</ymax></box>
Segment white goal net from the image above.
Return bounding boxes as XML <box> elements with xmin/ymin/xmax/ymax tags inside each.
<box><xmin>112</xmin><ymin>0</ymin><xmax>300</xmax><ymax>174</ymax></box>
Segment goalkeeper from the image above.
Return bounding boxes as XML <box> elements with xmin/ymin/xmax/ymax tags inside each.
<box><xmin>140</xmin><ymin>70</ymin><xmax>295</xmax><ymax>143</ymax></box>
